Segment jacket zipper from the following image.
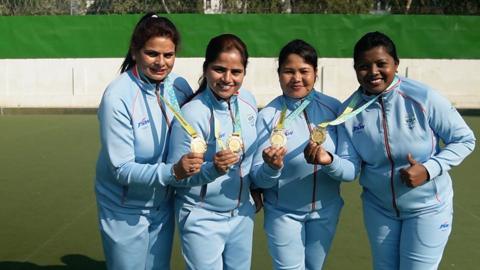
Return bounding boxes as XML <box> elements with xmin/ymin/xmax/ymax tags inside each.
<box><xmin>379</xmin><ymin>98</ymin><xmax>400</xmax><ymax>217</ymax></box>
<box><xmin>303</xmin><ymin>110</ymin><xmax>317</xmax><ymax>212</ymax></box>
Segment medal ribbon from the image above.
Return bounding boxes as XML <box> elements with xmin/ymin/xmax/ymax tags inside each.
<box><xmin>135</xmin><ymin>66</ymin><xmax>199</xmax><ymax>138</ymax></box>
<box><xmin>214</xmin><ymin>118</ymin><xmax>227</xmax><ymax>150</ymax></box>
<box><xmin>206</xmin><ymin>88</ymin><xmax>243</xmax><ymax>151</ymax></box>
<box><xmin>231</xmin><ymin>96</ymin><xmax>242</xmax><ymax>136</ymax></box>
<box><xmin>275</xmin><ymin>90</ymin><xmax>315</xmax><ymax>130</ymax></box>
<box><xmin>318</xmin><ymin>76</ymin><xmax>400</xmax><ymax>128</ymax></box>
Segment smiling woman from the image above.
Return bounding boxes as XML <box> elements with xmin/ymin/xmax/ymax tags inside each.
<box><xmin>205</xmin><ymin>49</ymin><xmax>246</xmax><ymax>100</ymax></box>
<box><xmin>250</xmin><ymin>39</ymin><xmax>345</xmax><ymax>269</ymax></box>
<box><xmin>132</xmin><ymin>36</ymin><xmax>176</xmax><ymax>83</ymax></box>
<box><xmin>305</xmin><ymin>31</ymin><xmax>476</xmax><ymax>270</ymax></box>
<box><xmin>94</xmin><ymin>13</ymin><xmax>205</xmax><ymax>270</ymax></box>
<box><xmin>166</xmin><ymin>34</ymin><xmax>260</xmax><ymax>270</ymax></box>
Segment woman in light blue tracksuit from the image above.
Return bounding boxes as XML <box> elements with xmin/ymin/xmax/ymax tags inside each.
<box><xmin>251</xmin><ymin>40</ymin><xmax>347</xmax><ymax>270</ymax></box>
<box><xmin>166</xmin><ymin>34</ymin><xmax>258</xmax><ymax>270</ymax></box>
<box><xmin>305</xmin><ymin>31</ymin><xmax>476</xmax><ymax>270</ymax></box>
<box><xmin>95</xmin><ymin>13</ymin><xmax>207</xmax><ymax>270</ymax></box>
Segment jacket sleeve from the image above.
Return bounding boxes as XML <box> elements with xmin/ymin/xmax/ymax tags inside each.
<box><xmin>422</xmin><ymin>90</ymin><xmax>476</xmax><ymax>179</ymax></box>
<box><xmin>250</xmin><ymin>110</ymin><xmax>282</xmax><ymax>189</ymax></box>
<box><xmin>98</xmin><ymin>92</ymin><xmax>175</xmax><ymax>188</ymax></box>
<box><xmin>166</xmin><ymin>110</ymin><xmax>221</xmax><ymax>187</ymax></box>
<box><xmin>321</xmin><ymin>120</ymin><xmax>361</xmax><ymax>182</ymax></box>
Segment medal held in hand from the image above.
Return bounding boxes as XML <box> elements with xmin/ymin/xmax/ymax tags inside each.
<box><xmin>311</xmin><ymin>126</ymin><xmax>327</xmax><ymax>144</ymax></box>
<box><xmin>190</xmin><ymin>136</ymin><xmax>207</xmax><ymax>154</ymax></box>
<box><xmin>269</xmin><ymin>129</ymin><xmax>287</xmax><ymax>148</ymax></box>
<box><xmin>227</xmin><ymin>133</ymin><xmax>243</xmax><ymax>154</ymax></box>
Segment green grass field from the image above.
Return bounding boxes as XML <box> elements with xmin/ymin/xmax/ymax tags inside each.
<box><xmin>0</xmin><ymin>115</ymin><xmax>478</xmax><ymax>270</ymax></box>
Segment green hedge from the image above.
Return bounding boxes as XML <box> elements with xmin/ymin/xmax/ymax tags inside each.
<box><xmin>0</xmin><ymin>14</ymin><xmax>478</xmax><ymax>59</ymax></box>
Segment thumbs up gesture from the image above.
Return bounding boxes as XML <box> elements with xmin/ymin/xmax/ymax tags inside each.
<box><xmin>399</xmin><ymin>153</ymin><xmax>429</xmax><ymax>188</ymax></box>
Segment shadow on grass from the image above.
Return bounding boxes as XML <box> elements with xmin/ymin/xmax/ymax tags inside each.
<box><xmin>0</xmin><ymin>254</ymin><xmax>105</xmax><ymax>270</ymax></box>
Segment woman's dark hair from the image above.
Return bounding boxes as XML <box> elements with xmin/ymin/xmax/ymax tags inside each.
<box><xmin>196</xmin><ymin>33</ymin><xmax>249</xmax><ymax>93</ymax></box>
<box><xmin>277</xmin><ymin>39</ymin><xmax>318</xmax><ymax>73</ymax></box>
<box><xmin>353</xmin><ymin>31</ymin><xmax>399</xmax><ymax>66</ymax></box>
<box><xmin>120</xmin><ymin>13</ymin><xmax>180</xmax><ymax>73</ymax></box>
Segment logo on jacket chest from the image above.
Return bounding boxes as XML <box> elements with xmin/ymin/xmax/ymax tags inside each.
<box><xmin>353</xmin><ymin>123</ymin><xmax>365</xmax><ymax>132</ymax></box>
<box><xmin>284</xmin><ymin>129</ymin><xmax>294</xmax><ymax>137</ymax></box>
<box><xmin>137</xmin><ymin>117</ymin><xmax>150</xmax><ymax>129</ymax></box>
<box><xmin>247</xmin><ymin>114</ymin><xmax>256</xmax><ymax>127</ymax></box>
<box><xmin>405</xmin><ymin>115</ymin><xmax>416</xmax><ymax>129</ymax></box>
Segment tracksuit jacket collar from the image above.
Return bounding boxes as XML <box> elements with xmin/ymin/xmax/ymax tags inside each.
<box><xmin>359</xmin><ymin>76</ymin><xmax>402</xmax><ymax>103</ymax></box>
<box><xmin>204</xmin><ymin>86</ymin><xmax>239</xmax><ymax>111</ymax></box>
<box><xmin>130</xmin><ymin>67</ymin><xmax>167</xmax><ymax>96</ymax></box>
<box><xmin>282</xmin><ymin>89</ymin><xmax>316</xmax><ymax>110</ymax></box>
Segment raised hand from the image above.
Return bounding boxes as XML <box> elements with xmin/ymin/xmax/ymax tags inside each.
<box><xmin>304</xmin><ymin>141</ymin><xmax>332</xmax><ymax>165</ymax></box>
<box><xmin>213</xmin><ymin>149</ymin><xmax>240</xmax><ymax>174</ymax></box>
<box><xmin>262</xmin><ymin>146</ymin><xmax>287</xmax><ymax>170</ymax></box>
<box><xmin>173</xmin><ymin>153</ymin><xmax>205</xmax><ymax>180</ymax></box>
<box><xmin>399</xmin><ymin>153</ymin><xmax>429</xmax><ymax>188</ymax></box>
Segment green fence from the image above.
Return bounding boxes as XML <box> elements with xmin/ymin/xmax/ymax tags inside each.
<box><xmin>0</xmin><ymin>14</ymin><xmax>478</xmax><ymax>59</ymax></box>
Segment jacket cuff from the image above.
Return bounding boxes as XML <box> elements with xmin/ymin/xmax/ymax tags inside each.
<box><xmin>202</xmin><ymin>162</ymin><xmax>223</xmax><ymax>180</ymax></box>
<box><xmin>159</xmin><ymin>163</ymin><xmax>175</xmax><ymax>186</ymax></box>
<box><xmin>423</xmin><ymin>159</ymin><xmax>442</xmax><ymax>180</ymax></box>
<box><xmin>321</xmin><ymin>153</ymin><xmax>341</xmax><ymax>175</ymax></box>
<box><xmin>262</xmin><ymin>163</ymin><xmax>282</xmax><ymax>178</ymax></box>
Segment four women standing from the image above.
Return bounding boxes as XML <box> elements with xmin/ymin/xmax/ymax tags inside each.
<box><xmin>96</xmin><ymin>14</ymin><xmax>475</xmax><ymax>269</ymax></box>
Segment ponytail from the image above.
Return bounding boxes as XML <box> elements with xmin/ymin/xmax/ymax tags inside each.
<box><xmin>120</xmin><ymin>51</ymin><xmax>135</xmax><ymax>73</ymax></box>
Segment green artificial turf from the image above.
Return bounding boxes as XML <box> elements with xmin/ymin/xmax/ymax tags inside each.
<box><xmin>0</xmin><ymin>115</ymin><xmax>478</xmax><ymax>269</ymax></box>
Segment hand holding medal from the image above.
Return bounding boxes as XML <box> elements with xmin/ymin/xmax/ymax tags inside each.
<box><xmin>303</xmin><ymin>141</ymin><xmax>332</xmax><ymax>165</ymax></box>
<box><xmin>262</xmin><ymin>146</ymin><xmax>287</xmax><ymax>170</ymax></box>
<box><xmin>213</xmin><ymin>149</ymin><xmax>240</xmax><ymax>174</ymax></box>
<box><xmin>173</xmin><ymin>152</ymin><xmax>205</xmax><ymax>180</ymax></box>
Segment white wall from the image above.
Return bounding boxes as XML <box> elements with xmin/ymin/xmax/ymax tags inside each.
<box><xmin>0</xmin><ymin>58</ymin><xmax>479</xmax><ymax>108</ymax></box>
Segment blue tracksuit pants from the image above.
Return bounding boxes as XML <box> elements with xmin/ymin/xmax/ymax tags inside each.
<box><xmin>363</xmin><ymin>196</ymin><xmax>453</xmax><ymax>270</ymax></box>
<box><xmin>176</xmin><ymin>201</ymin><xmax>256</xmax><ymax>270</ymax></box>
<box><xmin>264</xmin><ymin>199</ymin><xmax>343</xmax><ymax>270</ymax></box>
<box><xmin>97</xmin><ymin>204</ymin><xmax>174</xmax><ymax>270</ymax></box>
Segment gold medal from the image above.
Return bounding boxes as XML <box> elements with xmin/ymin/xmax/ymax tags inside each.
<box><xmin>190</xmin><ymin>136</ymin><xmax>207</xmax><ymax>154</ymax></box>
<box><xmin>226</xmin><ymin>134</ymin><xmax>243</xmax><ymax>154</ymax></box>
<box><xmin>311</xmin><ymin>126</ymin><xmax>327</xmax><ymax>144</ymax></box>
<box><xmin>269</xmin><ymin>129</ymin><xmax>287</xmax><ymax>148</ymax></box>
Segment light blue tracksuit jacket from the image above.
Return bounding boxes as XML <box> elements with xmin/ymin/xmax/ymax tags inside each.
<box><xmin>251</xmin><ymin>90</ymin><xmax>345</xmax><ymax>270</ymax></box>
<box><xmin>251</xmin><ymin>90</ymin><xmax>345</xmax><ymax>212</ymax></box>
<box><xmin>323</xmin><ymin>76</ymin><xmax>476</xmax><ymax>216</ymax></box>
<box><xmin>166</xmin><ymin>87</ymin><xmax>258</xmax><ymax>270</ymax></box>
<box><xmin>166</xmin><ymin>87</ymin><xmax>258</xmax><ymax>211</ymax></box>
<box><xmin>95</xmin><ymin>69</ymin><xmax>195</xmax><ymax>270</ymax></box>
<box><xmin>96</xmin><ymin>70</ymin><xmax>194</xmax><ymax>212</ymax></box>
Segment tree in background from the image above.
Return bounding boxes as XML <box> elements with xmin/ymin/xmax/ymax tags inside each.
<box><xmin>0</xmin><ymin>0</ymin><xmax>478</xmax><ymax>15</ymax></box>
<box><xmin>0</xmin><ymin>0</ymin><xmax>87</xmax><ymax>15</ymax></box>
<box><xmin>86</xmin><ymin>0</ymin><xmax>202</xmax><ymax>14</ymax></box>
